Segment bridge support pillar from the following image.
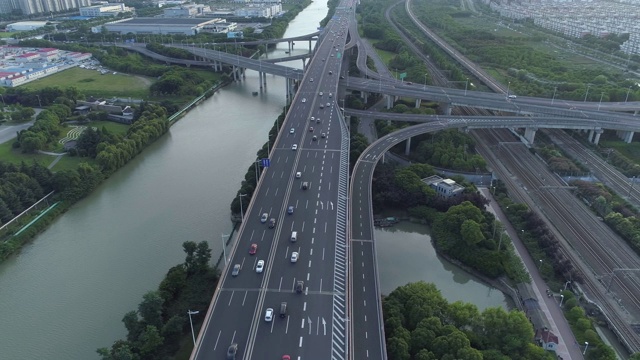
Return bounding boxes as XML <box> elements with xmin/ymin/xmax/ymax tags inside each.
<box><xmin>302</xmin><ymin>58</ymin><xmax>306</xmax><ymax>71</ymax></box>
<box><xmin>242</xmin><ymin>68</ymin><xmax>246</xmax><ymax>79</ymax></box>
<box><xmin>232</xmin><ymin>66</ymin><xmax>237</xmax><ymax>81</ymax></box>
<box><xmin>263</xmin><ymin>72</ymin><xmax>267</xmax><ymax>88</ymax></box>
<box><xmin>363</xmin><ymin>92</ymin><xmax>368</xmax><ymax>104</ymax></box>
<box><xmin>415</xmin><ymin>99</ymin><xmax>421</xmax><ymax>108</ymax></box>
<box><xmin>405</xmin><ymin>137</ymin><xmax>411</xmax><ymax>155</ymax></box>
<box><xmin>592</xmin><ymin>129</ymin><xmax>603</xmax><ymax>145</ymax></box>
<box><xmin>588</xmin><ymin>129</ymin><xmax>595</xmax><ymax>143</ymax></box>
<box><xmin>309</xmin><ymin>40</ymin><xmax>312</xmax><ymax>52</ymax></box>
<box><xmin>524</xmin><ymin>127</ymin><xmax>537</xmax><ymax>145</ymax></box>
<box><xmin>617</xmin><ymin>130</ymin><xmax>635</xmax><ymax>143</ymax></box>
<box><xmin>288</xmin><ymin>41</ymin><xmax>293</xmax><ymax>54</ymax></box>
<box><xmin>386</xmin><ymin>95</ymin><xmax>393</xmax><ymax>109</ymax></box>
<box><xmin>635</xmin><ymin>110</ymin><xmax>639</xmax><ymax>116</ymax></box>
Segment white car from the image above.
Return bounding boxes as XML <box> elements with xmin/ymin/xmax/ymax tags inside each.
<box><xmin>290</xmin><ymin>128</ymin><xmax>295</xmax><ymax>134</ymax></box>
<box><xmin>256</xmin><ymin>260</ymin><xmax>264</xmax><ymax>273</ymax></box>
<box><xmin>302</xmin><ymin>98</ymin><xmax>307</xmax><ymax>103</ymax></box>
<box><xmin>291</xmin><ymin>252</ymin><xmax>299</xmax><ymax>263</ymax></box>
<box><xmin>326</xmin><ymin>102</ymin><xmax>331</xmax><ymax>107</ymax></box>
<box><xmin>329</xmin><ymin>93</ymin><xmax>333</xmax><ymax>98</ymax></box>
<box><xmin>310</xmin><ymin>78</ymin><xmax>314</xmax><ymax>82</ymax></box>
<box><xmin>295</xmin><ymin>172</ymin><xmax>302</xmax><ymax>178</ymax></box>
<box><xmin>508</xmin><ymin>95</ymin><xmax>517</xmax><ymax>99</ymax></box>
<box><xmin>292</xmin><ymin>144</ymin><xmax>298</xmax><ymax>151</ymax></box>
<box><xmin>265</xmin><ymin>308</ymin><xmax>274</xmax><ymax>322</ymax></box>
<box><xmin>319</xmin><ymin>92</ymin><xmax>323</xmax><ymax>96</ymax></box>
<box><xmin>260</xmin><ymin>213</ymin><xmax>268</xmax><ymax>223</ymax></box>
<box><xmin>310</xmin><ymin>116</ymin><xmax>315</xmax><ymax>122</ymax></box>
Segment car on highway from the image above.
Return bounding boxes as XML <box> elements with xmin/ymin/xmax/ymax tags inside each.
<box><xmin>321</xmin><ymin>133</ymin><xmax>326</xmax><ymax>138</ymax></box>
<box><xmin>265</xmin><ymin>308</ymin><xmax>274</xmax><ymax>322</ymax></box>
<box><xmin>320</xmin><ymin>104</ymin><xmax>324</xmax><ymax>109</ymax></box>
<box><xmin>329</xmin><ymin>93</ymin><xmax>332</xmax><ymax>97</ymax></box>
<box><xmin>326</xmin><ymin>102</ymin><xmax>331</xmax><ymax>107</ymax></box>
<box><xmin>340</xmin><ymin>75</ymin><xmax>344</xmax><ymax>79</ymax></box>
<box><xmin>292</xmin><ymin>144</ymin><xmax>298</xmax><ymax>150</ymax></box>
<box><xmin>310</xmin><ymin>116</ymin><xmax>315</xmax><ymax>122</ymax></box>
<box><xmin>289</xmin><ymin>128</ymin><xmax>294</xmax><ymax>134</ymax></box>
<box><xmin>287</xmin><ymin>206</ymin><xmax>294</xmax><ymax>214</ymax></box>
<box><xmin>319</xmin><ymin>92</ymin><xmax>323</xmax><ymax>96</ymax></box>
<box><xmin>227</xmin><ymin>343</ymin><xmax>238</xmax><ymax>359</ymax></box>
<box><xmin>232</xmin><ymin>264</ymin><xmax>240</xmax><ymax>277</ymax></box>
<box><xmin>330</xmin><ymin>54</ymin><xmax>334</xmax><ymax>57</ymax></box>
<box><xmin>249</xmin><ymin>243</ymin><xmax>258</xmax><ymax>255</ymax></box>
<box><xmin>256</xmin><ymin>260</ymin><xmax>264</xmax><ymax>273</ymax></box>
<box><xmin>316</xmin><ymin>118</ymin><xmax>321</xmax><ymax>123</ymax></box>
<box><xmin>260</xmin><ymin>213</ymin><xmax>268</xmax><ymax>223</ymax></box>
<box><xmin>508</xmin><ymin>94</ymin><xmax>517</xmax><ymax>99</ymax></box>
<box><xmin>296</xmin><ymin>280</ymin><xmax>304</xmax><ymax>293</ymax></box>
<box><xmin>302</xmin><ymin>182</ymin><xmax>309</xmax><ymax>190</ymax></box>
<box><xmin>309</xmin><ymin>126</ymin><xmax>314</xmax><ymax>132</ymax></box>
<box><xmin>301</xmin><ymin>98</ymin><xmax>307</xmax><ymax>103</ymax></box>
<box><xmin>269</xmin><ymin>218</ymin><xmax>276</xmax><ymax>228</ymax></box>
<box><xmin>310</xmin><ymin>78</ymin><xmax>314</xmax><ymax>82</ymax></box>
<box><xmin>282</xmin><ymin>356</ymin><xmax>291</xmax><ymax>360</ymax></box>
<box><xmin>295</xmin><ymin>171</ymin><xmax>302</xmax><ymax>178</ymax></box>
<box><xmin>312</xmin><ymin>135</ymin><xmax>317</xmax><ymax>141</ymax></box>
<box><xmin>290</xmin><ymin>252</ymin><xmax>299</xmax><ymax>263</ymax></box>
<box><xmin>329</xmin><ymin>71</ymin><xmax>333</xmax><ymax>75</ymax></box>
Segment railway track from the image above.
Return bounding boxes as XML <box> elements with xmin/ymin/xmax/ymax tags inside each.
<box><xmin>383</xmin><ymin>0</ymin><xmax>640</xmax><ymax>352</ymax></box>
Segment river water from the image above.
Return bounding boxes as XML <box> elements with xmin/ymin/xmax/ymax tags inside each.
<box><xmin>375</xmin><ymin>222</ymin><xmax>510</xmax><ymax>310</ymax></box>
<box><xmin>0</xmin><ymin>2</ymin><xmax>505</xmax><ymax>358</ymax></box>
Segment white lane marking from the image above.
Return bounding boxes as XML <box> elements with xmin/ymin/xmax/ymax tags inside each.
<box><xmin>310</xmin><ymin>248</ymin><xmax>313</xmax><ymax>256</ymax></box>
<box><xmin>299</xmin><ymin>337</ymin><xmax>303</xmax><ymax>348</ymax></box>
<box><xmin>270</xmin><ymin>319</ymin><xmax>275</xmax><ymax>333</ymax></box>
<box><xmin>307</xmin><ymin>273</ymin><xmax>310</xmax><ymax>281</ymax></box>
<box><xmin>279</xmin><ymin>277</ymin><xmax>283</xmax><ymax>291</ymax></box>
<box><xmin>214</xmin><ymin>330</ymin><xmax>221</xmax><ymax>350</ymax></box>
<box><xmin>322</xmin><ymin>248</ymin><xmax>325</xmax><ymax>260</ymax></box>
<box><xmin>365</xmin><ymin>315</ymin><xmax>367</xmax><ymax>322</ymax></box>
<box><xmin>363</xmin><ymin>286</ymin><xmax>366</xmax><ymax>292</ymax></box>
<box><xmin>242</xmin><ymin>291</ymin><xmax>248</xmax><ymax>306</ymax></box>
<box><xmin>301</xmin><ymin>319</ymin><xmax>305</xmax><ymax>329</ymax></box>
<box><xmin>286</xmin><ymin>315</ymin><xmax>290</xmax><ymax>334</ymax></box>
<box><xmin>364</xmin><ymin>300</ymin><xmax>367</xmax><ymax>306</ymax></box>
<box><xmin>320</xmin><ymin>278</ymin><xmax>323</xmax><ymax>292</ymax></box>
<box><xmin>228</xmin><ymin>291</ymin><xmax>235</xmax><ymax>306</ymax></box>
<box><xmin>308</xmin><ymin>260</ymin><xmax>312</xmax><ymax>268</ymax></box>
<box><xmin>303</xmin><ymin>302</ymin><xmax>307</xmax><ymax>311</ymax></box>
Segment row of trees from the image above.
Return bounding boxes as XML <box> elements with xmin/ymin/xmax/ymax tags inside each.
<box><xmin>0</xmin><ymin>162</ymin><xmax>53</xmax><ymax>225</ymax></box>
<box><xmin>98</xmin><ymin>241</ymin><xmax>219</xmax><ymax>360</ymax></box>
<box><xmin>150</xmin><ymin>68</ymin><xmax>215</xmax><ymax>97</ymax></box>
<box><xmin>384</xmin><ymin>282</ymin><xmax>554</xmax><ymax>360</ymax></box>
<box><xmin>15</xmin><ymin>104</ymin><xmax>71</xmax><ymax>152</ymax></box>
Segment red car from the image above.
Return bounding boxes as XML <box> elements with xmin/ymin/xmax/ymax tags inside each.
<box><xmin>249</xmin><ymin>243</ymin><xmax>258</xmax><ymax>255</ymax></box>
<box><xmin>282</xmin><ymin>356</ymin><xmax>290</xmax><ymax>360</ymax></box>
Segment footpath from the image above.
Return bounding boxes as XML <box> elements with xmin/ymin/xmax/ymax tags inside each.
<box><xmin>479</xmin><ymin>187</ymin><xmax>583</xmax><ymax>360</ymax></box>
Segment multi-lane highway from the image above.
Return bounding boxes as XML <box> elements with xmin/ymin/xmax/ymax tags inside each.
<box><xmin>190</xmin><ymin>4</ymin><xmax>355</xmax><ymax>360</ymax></box>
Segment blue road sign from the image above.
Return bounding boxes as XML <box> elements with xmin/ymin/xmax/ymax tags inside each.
<box><xmin>261</xmin><ymin>158</ymin><xmax>270</xmax><ymax>167</ymax></box>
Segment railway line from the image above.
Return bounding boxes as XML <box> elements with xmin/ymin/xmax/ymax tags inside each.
<box><xmin>380</xmin><ymin>0</ymin><xmax>640</xmax><ymax>352</ymax></box>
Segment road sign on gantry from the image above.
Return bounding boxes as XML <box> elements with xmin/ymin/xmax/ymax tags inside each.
<box><xmin>261</xmin><ymin>158</ymin><xmax>270</xmax><ymax>167</ymax></box>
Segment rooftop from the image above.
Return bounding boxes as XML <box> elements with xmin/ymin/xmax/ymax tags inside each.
<box><xmin>114</xmin><ymin>17</ymin><xmax>214</xmax><ymax>26</ymax></box>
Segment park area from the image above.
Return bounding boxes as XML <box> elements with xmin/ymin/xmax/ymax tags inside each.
<box><xmin>22</xmin><ymin>67</ymin><xmax>152</xmax><ymax>99</ymax></box>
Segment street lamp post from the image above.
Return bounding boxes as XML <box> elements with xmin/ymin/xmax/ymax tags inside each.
<box><xmin>539</xmin><ymin>259</ymin><xmax>543</xmax><ymax>269</ymax></box>
<box><xmin>559</xmin><ymin>294</ymin><xmax>564</xmax><ymax>307</ymax></box>
<box><xmin>187</xmin><ymin>310</ymin><xmax>200</xmax><ymax>346</ymax></box>
<box><xmin>583</xmin><ymin>341</ymin><xmax>589</xmax><ymax>355</ymax></box>
<box><xmin>423</xmin><ymin>73</ymin><xmax>428</xmax><ymax>91</ymax></box>
<box><xmin>551</xmin><ymin>86</ymin><xmax>557</xmax><ymax>104</ymax></box>
<box><xmin>598</xmin><ymin>92</ymin><xmax>604</xmax><ymax>111</ymax></box>
<box><xmin>221</xmin><ymin>233</ymin><xmax>230</xmax><ymax>265</ymax></box>
<box><xmin>584</xmin><ymin>84</ymin><xmax>591</xmax><ymax>102</ymax></box>
<box><xmin>626</xmin><ymin>85</ymin><xmax>633</xmax><ymax>103</ymax></box>
<box><xmin>238</xmin><ymin>193</ymin><xmax>247</xmax><ymax>222</ymax></box>
<box><xmin>464</xmin><ymin>78</ymin><xmax>469</xmax><ymax>96</ymax></box>
<box><xmin>506</xmin><ymin>81</ymin><xmax>511</xmax><ymax>98</ymax></box>
<box><xmin>564</xmin><ymin>280</ymin><xmax>571</xmax><ymax>290</ymax></box>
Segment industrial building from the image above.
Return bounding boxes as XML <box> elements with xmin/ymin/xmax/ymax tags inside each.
<box><xmin>95</xmin><ymin>17</ymin><xmax>228</xmax><ymax>35</ymax></box>
<box><xmin>80</xmin><ymin>3</ymin><xmax>132</xmax><ymax>17</ymax></box>
<box><xmin>0</xmin><ymin>0</ymin><xmax>91</xmax><ymax>16</ymax></box>
<box><xmin>163</xmin><ymin>4</ymin><xmax>210</xmax><ymax>18</ymax></box>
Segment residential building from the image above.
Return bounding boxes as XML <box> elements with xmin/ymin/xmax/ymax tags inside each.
<box><xmin>95</xmin><ymin>17</ymin><xmax>223</xmax><ymax>35</ymax></box>
<box><xmin>80</xmin><ymin>3</ymin><xmax>131</xmax><ymax>17</ymax></box>
<box><xmin>163</xmin><ymin>3</ymin><xmax>210</xmax><ymax>17</ymax></box>
<box><xmin>0</xmin><ymin>0</ymin><xmax>91</xmax><ymax>16</ymax></box>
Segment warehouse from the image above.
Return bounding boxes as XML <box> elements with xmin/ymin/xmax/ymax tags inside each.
<box><xmin>6</xmin><ymin>21</ymin><xmax>49</xmax><ymax>32</ymax></box>
<box><xmin>95</xmin><ymin>18</ymin><xmax>222</xmax><ymax>35</ymax></box>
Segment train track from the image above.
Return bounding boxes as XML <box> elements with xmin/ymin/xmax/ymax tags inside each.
<box><xmin>383</xmin><ymin>0</ymin><xmax>640</xmax><ymax>352</ymax></box>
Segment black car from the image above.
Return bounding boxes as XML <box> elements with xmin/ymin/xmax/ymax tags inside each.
<box><xmin>269</xmin><ymin>218</ymin><xmax>277</xmax><ymax>228</ymax></box>
<box><xmin>296</xmin><ymin>281</ymin><xmax>304</xmax><ymax>293</ymax></box>
<box><xmin>227</xmin><ymin>343</ymin><xmax>238</xmax><ymax>359</ymax></box>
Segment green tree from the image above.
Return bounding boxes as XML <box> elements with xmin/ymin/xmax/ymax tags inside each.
<box><xmin>138</xmin><ymin>291</ymin><xmax>163</xmax><ymax>329</ymax></box>
<box><xmin>460</xmin><ymin>219</ymin><xmax>485</xmax><ymax>245</ymax></box>
<box><xmin>137</xmin><ymin>325</ymin><xmax>163</xmax><ymax>359</ymax></box>
<box><xmin>387</xmin><ymin>336</ymin><xmax>410</xmax><ymax>360</ymax></box>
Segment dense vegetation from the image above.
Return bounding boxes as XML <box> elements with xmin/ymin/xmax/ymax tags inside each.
<box><xmin>372</xmin><ymin>162</ymin><xmax>528</xmax><ymax>281</ymax></box>
<box><xmin>98</xmin><ymin>241</ymin><xmax>219</xmax><ymax>360</ymax></box>
<box><xmin>0</xmin><ymin>162</ymin><xmax>53</xmax><ymax>226</ymax></box>
<box><xmin>384</xmin><ymin>282</ymin><xmax>553</xmax><ymax>360</ymax></box>
<box><xmin>410</xmin><ymin>0</ymin><xmax>638</xmax><ymax>101</ymax></box>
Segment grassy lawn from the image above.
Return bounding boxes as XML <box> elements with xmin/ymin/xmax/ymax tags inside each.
<box><xmin>0</xmin><ymin>141</ymin><xmax>56</xmax><ymax>166</ymax></box>
<box><xmin>371</xmin><ymin>44</ymin><xmax>396</xmax><ymax>67</ymax></box>
<box><xmin>86</xmin><ymin>120</ymin><xmax>130</xmax><ymax>136</ymax></box>
<box><xmin>22</xmin><ymin>67</ymin><xmax>152</xmax><ymax>99</ymax></box>
<box><xmin>600</xmin><ymin>140</ymin><xmax>640</xmax><ymax>163</ymax></box>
